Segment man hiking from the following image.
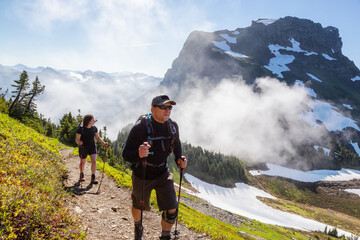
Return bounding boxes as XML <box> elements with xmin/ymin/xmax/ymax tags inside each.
<box><xmin>123</xmin><ymin>95</ymin><xmax>188</xmax><ymax>240</ymax></box>
<box><xmin>76</xmin><ymin>114</ymin><xmax>108</xmax><ymax>184</ymax></box>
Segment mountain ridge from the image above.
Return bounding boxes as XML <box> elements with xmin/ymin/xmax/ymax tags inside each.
<box><xmin>162</xmin><ymin>16</ymin><xmax>360</xmax><ymax>94</ymax></box>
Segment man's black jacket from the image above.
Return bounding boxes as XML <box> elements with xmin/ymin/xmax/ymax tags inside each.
<box><xmin>122</xmin><ymin>116</ymin><xmax>181</xmax><ymax>180</ymax></box>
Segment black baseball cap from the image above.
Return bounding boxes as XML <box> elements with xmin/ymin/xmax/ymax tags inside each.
<box><xmin>151</xmin><ymin>95</ymin><xmax>176</xmax><ymax>106</ymax></box>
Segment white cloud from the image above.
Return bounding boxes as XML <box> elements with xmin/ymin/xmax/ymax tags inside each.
<box><xmin>15</xmin><ymin>0</ymin><xmax>88</xmax><ymax>30</ymax></box>
<box><xmin>172</xmin><ymin>77</ymin><xmax>328</xmax><ymax>164</ymax></box>
<box><xmin>33</xmin><ymin>70</ymin><xmax>162</xmax><ymax>139</ymax></box>
<box><xmin>11</xmin><ymin>0</ymin><xmax>216</xmax><ymax>76</ymax></box>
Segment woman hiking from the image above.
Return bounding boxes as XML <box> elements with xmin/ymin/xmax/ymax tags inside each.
<box><xmin>75</xmin><ymin>114</ymin><xmax>108</xmax><ymax>184</ymax></box>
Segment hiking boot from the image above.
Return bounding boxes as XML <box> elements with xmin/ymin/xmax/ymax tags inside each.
<box><xmin>159</xmin><ymin>236</ymin><xmax>171</xmax><ymax>240</ymax></box>
<box><xmin>91</xmin><ymin>174</ymin><xmax>98</xmax><ymax>184</ymax></box>
<box><xmin>79</xmin><ymin>172</ymin><xmax>85</xmax><ymax>182</ymax></box>
<box><xmin>134</xmin><ymin>222</ymin><xmax>143</xmax><ymax>240</ymax></box>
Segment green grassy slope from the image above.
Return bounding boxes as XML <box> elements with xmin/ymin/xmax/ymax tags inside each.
<box><xmin>0</xmin><ymin>113</ymin><xmax>85</xmax><ymax>239</ymax></box>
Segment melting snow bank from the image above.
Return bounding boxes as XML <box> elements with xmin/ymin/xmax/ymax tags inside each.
<box><xmin>185</xmin><ymin>173</ymin><xmax>357</xmax><ymax>238</ymax></box>
<box><xmin>345</xmin><ymin>189</ymin><xmax>360</xmax><ymax>196</ymax></box>
<box><xmin>249</xmin><ymin>163</ymin><xmax>360</xmax><ymax>182</ymax></box>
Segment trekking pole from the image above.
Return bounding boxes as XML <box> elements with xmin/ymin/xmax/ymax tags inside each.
<box><xmin>139</xmin><ymin>148</ymin><xmax>148</xmax><ymax>238</ymax></box>
<box><xmin>79</xmin><ymin>145</ymin><xmax>84</xmax><ymax>189</ymax></box>
<box><xmin>174</xmin><ymin>166</ymin><xmax>184</xmax><ymax>240</ymax></box>
<box><xmin>77</xmin><ymin>118</ymin><xmax>84</xmax><ymax>189</ymax></box>
<box><xmin>138</xmin><ymin>114</ymin><xmax>151</xmax><ymax>238</ymax></box>
<box><xmin>96</xmin><ymin>145</ymin><xmax>108</xmax><ymax>194</ymax></box>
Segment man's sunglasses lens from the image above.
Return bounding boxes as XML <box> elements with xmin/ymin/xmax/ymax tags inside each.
<box><xmin>156</xmin><ymin>105</ymin><xmax>172</xmax><ymax>110</ymax></box>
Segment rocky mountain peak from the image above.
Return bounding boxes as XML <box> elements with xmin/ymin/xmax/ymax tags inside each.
<box><xmin>161</xmin><ymin>16</ymin><xmax>360</xmax><ymax>169</ymax></box>
<box><xmin>249</xmin><ymin>17</ymin><xmax>341</xmax><ymax>53</ymax></box>
<box><xmin>162</xmin><ymin>16</ymin><xmax>359</xmax><ymax>95</ymax></box>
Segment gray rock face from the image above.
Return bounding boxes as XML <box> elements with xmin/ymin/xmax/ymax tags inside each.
<box><xmin>162</xmin><ymin>16</ymin><xmax>360</xmax><ymax>105</ymax></box>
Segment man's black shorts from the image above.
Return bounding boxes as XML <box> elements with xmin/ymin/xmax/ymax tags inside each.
<box><xmin>131</xmin><ymin>169</ymin><xmax>177</xmax><ymax>211</ymax></box>
<box><xmin>79</xmin><ymin>145</ymin><xmax>97</xmax><ymax>159</ymax></box>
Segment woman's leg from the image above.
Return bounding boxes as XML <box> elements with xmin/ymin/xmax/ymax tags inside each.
<box><xmin>90</xmin><ymin>154</ymin><xmax>97</xmax><ymax>174</ymax></box>
<box><xmin>79</xmin><ymin>158</ymin><xmax>86</xmax><ymax>181</ymax></box>
<box><xmin>90</xmin><ymin>154</ymin><xmax>98</xmax><ymax>184</ymax></box>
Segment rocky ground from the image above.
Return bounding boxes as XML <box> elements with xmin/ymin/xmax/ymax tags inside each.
<box><xmin>317</xmin><ymin>178</ymin><xmax>360</xmax><ymax>198</ymax></box>
<box><xmin>61</xmin><ymin>149</ymin><xmax>216</xmax><ymax>240</ymax></box>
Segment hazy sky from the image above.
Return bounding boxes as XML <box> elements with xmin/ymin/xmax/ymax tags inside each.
<box><xmin>0</xmin><ymin>0</ymin><xmax>359</xmax><ymax>77</ymax></box>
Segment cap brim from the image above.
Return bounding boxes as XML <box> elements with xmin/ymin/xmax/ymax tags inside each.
<box><xmin>158</xmin><ymin>100</ymin><xmax>176</xmax><ymax>105</ymax></box>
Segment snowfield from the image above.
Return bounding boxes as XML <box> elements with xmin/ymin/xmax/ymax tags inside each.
<box><xmin>249</xmin><ymin>163</ymin><xmax>360</xmax><ymax>182</ymax></box>
<box><xmin>185</xmin><ymin>164</ymin><xmax>360</xmax><ymax>238</ymax></box>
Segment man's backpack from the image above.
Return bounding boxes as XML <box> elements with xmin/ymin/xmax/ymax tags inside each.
<box><xmin>136</xmin><ymin>113</ymin><xmax>177</xmax><ymax>153</ymax></box>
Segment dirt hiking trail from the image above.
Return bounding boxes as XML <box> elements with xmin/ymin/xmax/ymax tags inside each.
<box><xmin>61</xmin><ymin>149</ymin><xmax>211</xmax><ymax>240</ymax></box>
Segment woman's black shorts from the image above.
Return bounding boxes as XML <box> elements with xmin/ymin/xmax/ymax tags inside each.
<box><xmin>79</xmin><ymin>144</ymin><xmax>97</xmax><ymax>159</ymax></box>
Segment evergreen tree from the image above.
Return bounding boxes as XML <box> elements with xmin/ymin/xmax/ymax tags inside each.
<box><xmin>182</xmin><ymin>142</ymin><xmax>249</xmax><ymax>187</ymax></box>
<box><xmin>58</xmin><ymin>112</ymin><xmax>78</xmax><ymax>146</ymax></box>
<box><xmin>25</xmin><ymin>75</ymin><xmax>45</xmax><ymax>115</ymax></box>
<box><xmin>8</xmin><ymin>71</ymin><xmax>30</xmax><ymax>117</ymax></box>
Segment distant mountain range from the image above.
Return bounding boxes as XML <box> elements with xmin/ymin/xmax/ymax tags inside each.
<box><xmin>0</xmin><ymin>64</ymin><xmax>162</xmax><ymax>139</ymax></box>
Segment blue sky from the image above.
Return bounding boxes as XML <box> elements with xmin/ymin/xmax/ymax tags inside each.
<box><xmin>0</xmin><ymin>0</ymin><xmax>359</xmax><ymax>77</ymax></box>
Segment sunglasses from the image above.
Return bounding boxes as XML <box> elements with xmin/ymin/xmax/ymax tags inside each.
<box><xmin>155</xmin><ymin>105</ymin><xmax>173</xmax><ymax>110</ymax></box>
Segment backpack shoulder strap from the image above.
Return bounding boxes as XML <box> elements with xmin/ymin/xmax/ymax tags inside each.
<box><xmin>167</xmin><ymin>118</ymin><xmax>176</xmax><ymax>135</ymax></box>
<box><xmin>146</xmin><ymin>113</ymin><xmax>152</xmax><ymax>143</ymax></box>
<box><xmin>137</xmin><ymin>113</ymin><xmax>153</xmax><ymax>144</ymax></box>
<box><xmin>167</xmin><ymin>118</ymin><xmax>177</xmax><ymax>152</ymax></box>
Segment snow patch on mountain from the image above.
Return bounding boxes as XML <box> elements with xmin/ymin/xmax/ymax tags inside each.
<box><xmin>314</xmin><ymin>145</ymin><xmax>330</xmax><ymax>155</ymax></box>
<box><xmin>349</xmin><ymin>140</ymin><xmax>360</xmax><ymax>156</ymax></box>
<box><xmin>351</xmin><ymin>76</ymin><xmax>360</xmax><ymax>82</ymax></box>
<box><xmin>302</xmin><ymin>100</ymin><xmax>360</xmax><ymax>131</ymax></box>
<box><xmin>265</xmin><ymin>46</ymin><xmax>294</xmax><ymax>78</ymax></box>
<box><xmin>256</xmin><ymin>19</ymin><xmax>278</xmax><ymax>25</ymax></box>
<box><xmin>264</xmin><ymin>38</ymin><xmax>317</xmax><ymax>78</ymax></box>
<box><xmin>322</xmin><ymin>53</ymin><xmax>336</xmax><ymax>61</ymax></box>
<box><xmin>292</xmin><ymin>80</ymin><xmax>358</xmax><ymax>133</ymax></box>
<box><xmin>219</xmin><ymin>33</ymin><xmax>237</xmax><ymax>44</ymax></box>
<box><xmin>307</xmin><ymin>88</ymin><xmax>317</xmax><ymax>98</ymax></box>
<box><xmin>345</xmin><ymin>189</ymin><xmax>360</xmax><ymax>196</ymax></box>
<box><xmin>306</xmin><ymin>73</ymin><xmax>322</xmax><ymax>82</ymax></box>
<box><xmin>295</xmin><ymin>80</ymin><xmax>317</xmax><ymax>97</ymax></box>
<box><xmin>212</xmin><ymin>40</ymin><xmax>248</xmax><ymax>58</ymax></box>
<box><xmin>343</xmin><ymin>104</ymin><xmax>353</xmax><ymax>110</ymax></box>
